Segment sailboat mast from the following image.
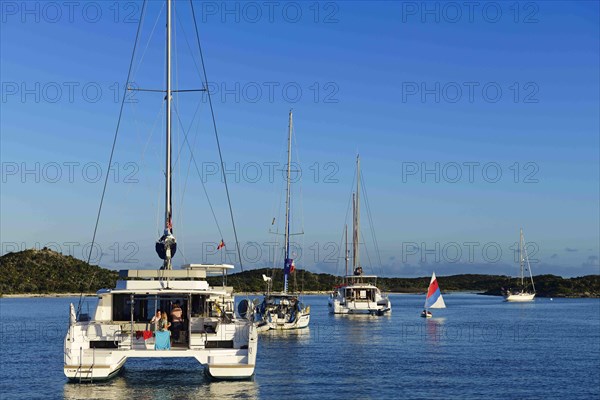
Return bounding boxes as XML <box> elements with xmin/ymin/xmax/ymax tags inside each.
<box><xmin>161</xmin><ymin>0</ymin><xmax>174</xmax><ymax>270</ymax></box>
<box><xmin>520</xmin><ymin>228</ymin><xmax>524</xmax><ymax>287</ymax></box>
<box><xmin>165</xmin><ymin>0</ymin><xmax>172</xmax><ymax>233</ymax></box>
<box><xmin>522</xmin><ymin>229</ymin><xmax>536</xmax><ymax>293</ymax></box>
<box><xmin>165</xmin><ymin>0</ymin><xmax>173</xmax><ymax>262</ymax></box>
<box><xmin>283</xmin><ymin>110</ymin><xmax>293</xmax><ymax>293</ymax></box>
<box><xmin>345</xmin><ymin>224</ymin><xmax>349</xmax><ymax>279</ymax></box>
<box><xmin>352</xmin><ymin>193</ymin><xmax>356</xmax><ymax>270</ymax></box>
<box><xmin>355</xmin><ymin>155</ymin><xmax>360</xmax><ymax>270</ymax></box>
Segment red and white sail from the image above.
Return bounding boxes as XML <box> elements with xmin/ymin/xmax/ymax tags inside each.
<box><xmin>424</xmin><ymin>272</ymin><xmax>446</xmax><ymax>309</ymax></box>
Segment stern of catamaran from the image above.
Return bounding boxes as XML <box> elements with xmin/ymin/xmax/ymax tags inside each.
<box><xmin>64</xmin><ymin>267</ymin><xmax>257</xmax><ymax>382</ymax></box>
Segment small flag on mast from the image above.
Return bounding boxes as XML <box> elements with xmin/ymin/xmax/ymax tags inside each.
<box><xmin>217</xmin><ymin>240</ymin><xmax>225</xmax><ymax>250</ymax></box>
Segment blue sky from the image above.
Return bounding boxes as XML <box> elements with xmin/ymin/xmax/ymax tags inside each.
<box><xmin>1</xmin><ymin>1</ymin><xmax>598</xmax><ymax>277</ymax></box>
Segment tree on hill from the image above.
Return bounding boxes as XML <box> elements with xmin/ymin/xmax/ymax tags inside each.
<box><xmin>0</xmin><ymin>248</ymin><xmax>118</xmax><ymax>295</ymax></box>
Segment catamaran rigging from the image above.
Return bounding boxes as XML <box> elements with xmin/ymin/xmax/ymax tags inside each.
<box><xmin>66</xmin><ymin>0</ymin><xmax>257</xmax><ymax>382</ymax></box>
<box><xmin>328</xmin><ymin>155</ymin><xmax>391</xmax><ymax>316</ymax></box>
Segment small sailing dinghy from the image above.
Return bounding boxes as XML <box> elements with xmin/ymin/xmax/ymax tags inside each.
<box><xmin>503</xmin><ymin>228</ymin><xmax>536</xmax><ymax>302</ymax></box>
<box><xmin>421</xmin><ymin>272</ymin><xmax>445</xmax><ymax>318</ymax></box>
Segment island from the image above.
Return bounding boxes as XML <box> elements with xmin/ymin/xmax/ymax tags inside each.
<box><xmin>1</xmin><ymin>249</ymin><xmax>598</xmax><ymax>298</ymax></box>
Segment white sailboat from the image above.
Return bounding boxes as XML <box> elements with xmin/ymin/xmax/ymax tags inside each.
<box><xmin>420</xmin><ymin>272</ymin><xmax>446</xmax><ymax>318</ymax></box>
<box><xmin>252</xmin><ymin>111</ymin><xmax>311</xmax><ymax>331</ymax></box>
<box><xmin>504</xmin><ymin>228</ymin><xmax>536</xmax><ymax>302</ymax></box>
<box><xmin>63</xmin><ymin>0</ymin><xmax>257</xmax><ymax>381</ymax></box>
<box><xmin>328</xmin><ymin>155</ymin><xmax>391</xmax><ymax>316</ymax></box>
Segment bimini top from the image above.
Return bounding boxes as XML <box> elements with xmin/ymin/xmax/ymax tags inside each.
<box><xmin>114</xmin><ymin>264</ymin><xmax>235</xmax><ymax>292</ymax></box>
<box><xmin>118</xmin><ymin>264</ymin><xmax>234</xmax><ymax>280</ymax></box>
<box><xmin>182</xmin><ymin>263</ymin><xmax>234</xmax><ymax>276</ymax></box>
<box><xmin>345</xmin><ymin>275</ymin><xmax>378</xmax><ymax>279</ymax></box>
<box><xmin>102</xmin><ymin>286</ymin><xmax>231</xmax><ymax>295</ymax></box>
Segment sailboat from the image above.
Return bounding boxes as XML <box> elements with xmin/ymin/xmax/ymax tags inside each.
<box><xmin>328</xmin><ymin>155</ymin><xmax>391</xmax><ymax>315</ymax></box>
<box><xmin>252</xmin><ymin>111</ymin><xmax>311</xmax><ymax>331</ymax></box>
<box><xmin>504</xmin><ymin>228</ymin><xmax>536</xmax><ymax>302</ymax></box>
<box><xmin>420</xmin><ymin>272</ymin><xmax>446</xmax><ymax>318</ymax></box>
<box><xmin>63</xmin><ymin>0</ymin><xmax>257</xmax><ymax>381</ymax></box>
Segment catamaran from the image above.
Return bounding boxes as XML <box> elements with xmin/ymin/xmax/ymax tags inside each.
<box><xmin>64</xmin><ymin>0</ymin><xmax>257</xmax><ymax>381</ymax></box>
<box><xmin>504</xmin><ymin>228</ymin><xmax>536</xmax><ymax>302</ymax></box>
<box><xmin>421</xmin><ymin>272</ymin><xmax>446</xmax><ymax>318</ymax></box>
<box><xmin>328</xmin><ymin>156</ymin><xmax>391</xmax><ymax>315</ymax></box>
<box><xmin>252</xmin><ymin>111</ymin><xmax>311</xmax><ymax>331</ymax></box>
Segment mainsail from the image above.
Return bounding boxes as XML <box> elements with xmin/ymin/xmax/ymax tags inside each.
<box><xmin>424</xmin><ymin>272</ymin><xmax>446</xmax><ymax>309</ymax></box>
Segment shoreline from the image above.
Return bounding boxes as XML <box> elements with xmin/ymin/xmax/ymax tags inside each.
<box><xmin>1</xmin><ymin>293</ymin><xmax>96</xmax><ymax>298</ymax></box>
<box><xmin>3</xmin><ymin>291</ymin><xmax>598</xmax><ymax>299</ymax></box>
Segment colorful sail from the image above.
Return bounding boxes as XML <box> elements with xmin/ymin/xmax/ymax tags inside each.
<box><xmin>424</xmin><ymin>272</ymin><xmax>446</xmax><ymax>309</ymax></box>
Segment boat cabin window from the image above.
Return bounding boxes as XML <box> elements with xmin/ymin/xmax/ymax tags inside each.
<box><xmin>343</xmin><ymin>288</ymin><xmax>375</xmax><ymax>301</ymax></box>
<box><xmin>190</xmin><ymin>295</ymin><xmax>226</xmax><ymax>318</ymax></box>
<box><xmin>112</xmin><ymin>294</ymin><xmax>189</xmax><ymax>322</ymax></box>
<box><xmin>112</xmin><ymin>294</ymin><xmax>152</xmax><ymax>322</ymax></box>
<box><xmin>191</xmin><ymin>294</ymin><xmax>207</xmax><ymax>317</ymax></box>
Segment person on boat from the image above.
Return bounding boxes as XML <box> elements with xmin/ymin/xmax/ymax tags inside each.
<box><xmin>158</xmin><ymin>311</ymin><xmax>171</xmax><ymax>332</ymax></box>
<box><xmin>170</xmin><ymin>301</ymin><xmax>183</xmax><ymax>343</ymax></box>
<box><xmin>155</xmin><ymin>311</ymin><xmax>171</xmax><ymax>351</ymax></box>
<box><xmin>150</xmin><ymin>310</ymin><xmax>162</xmax><ymax>332</ymax></box>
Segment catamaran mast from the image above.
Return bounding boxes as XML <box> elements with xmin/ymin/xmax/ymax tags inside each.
<box><xmin>283</xmin><ymin>110</ymin><xmax>293</xmax><ymax>293</ymax></box>
<box><xmin>155</xmin><ymin>0</ymin><xmax>176</xmax><ymax>270</ymax></box>
<box><xmin>165</xmin><ymin>0</ymin><xmax>172</xmax><ymax>237</ymax></box>
<box><xmin>164</xmin><ymin>0</ymin><xmax>174</xmax><ymax>270</ymax></box>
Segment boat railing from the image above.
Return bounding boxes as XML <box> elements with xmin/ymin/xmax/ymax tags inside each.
<box><xmin>77</xmin><ymin>346</ymin><xmax>83</xmax><ymax>383</ymax></box>
<box><xmin>90</xmin><ymin>347</ymin><xmax>95</xmax><ymax>383</ymax></box>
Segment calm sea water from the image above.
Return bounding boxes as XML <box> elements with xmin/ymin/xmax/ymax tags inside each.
<box><xmin>1</xmin><ymin>294</ymin><xmax>599</xmax><ymax>399</ymax></box>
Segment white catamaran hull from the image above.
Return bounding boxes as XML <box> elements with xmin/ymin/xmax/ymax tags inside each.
<box><xmin>504</xmin><ymin>292</ymin><xmax>535</xmax><ymax>302</ymax></box>
<box><xmin>328</xmin><ymin>298</ymin><xmax>391</xmax><ymax>315</ymax></box>
<box><xmin>64</xmin><ymin>319</ymin><xmax>257</xmax><ymax>382</ymax></box>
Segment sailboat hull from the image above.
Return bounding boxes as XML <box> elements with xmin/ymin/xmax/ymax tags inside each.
<box><xmin>268</xmin><ymin>312</ymin><xmax>310</xmax><ymax>330</ymax></box>
<box><xmin>253</xmin><ymin>294</ymin><xmax>311</xmax><ymax>331</ymax></box>
<box><xmin>504</xmin><ymin>292</ymin><xmax>535</xmax><ymax>302</ymax></box>
<box><xmin>328</xmin><ymin>295</ymin><xmax>391</xmax><ymax>315</ymax></box>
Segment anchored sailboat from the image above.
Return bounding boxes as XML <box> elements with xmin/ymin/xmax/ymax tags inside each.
<box><xmin>504</xmin><ymin>228</ymin><xmax>536</xmax><ymax>302</ymax></box>
<box><xmin>421</xmin><ymin>272</ymin><xmax>446</xmax><ymax>318</ymax></box>
<box><xmin>64</xmin><ymin>0</ymin><xmax>257</xmax><ymax>382</ymax></box>
<box><xmin>328</xmin><ymin>155</ymin><xmax>391</xmax><ymax>315</ymax></box>
<box><xmin>252</xmin><ymin>111</ymin><xmax>311</xmax><ymax>331</ymax></box>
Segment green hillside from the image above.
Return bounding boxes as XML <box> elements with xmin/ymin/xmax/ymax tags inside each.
<box><xmin>1</xmin><ymin>249</ymin><xmax>598</xmax><ymax>297</ymax></box>
<box><xmin>0</xmin><ymin>248</ymin><xmax>118</xmax><ymax>295</ymax></box>
<box><xmin>211</xmin><ymin>268</ymin><xmax>600</xmax><ymax>298</ymax></box>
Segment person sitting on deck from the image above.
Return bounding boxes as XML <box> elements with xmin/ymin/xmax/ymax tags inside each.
<box><xmin>159</xmin><ymin>311</ymin><xmax>171</xmax><ymax>332</ymax></box>
<box><xmin>155</xmin><ymin>312</ymin><xmax>171</xmax><ymax>350</ymax></box>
